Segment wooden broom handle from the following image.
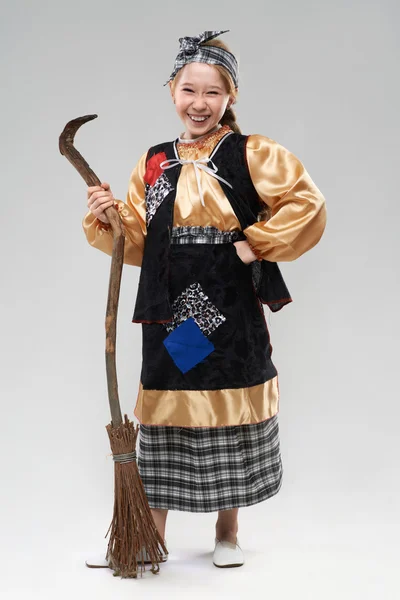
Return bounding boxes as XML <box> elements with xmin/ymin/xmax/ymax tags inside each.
<box><xmin>59</xmin><ymin>114</ymin><xmax>124</xmax><ymax>428</ymax></box>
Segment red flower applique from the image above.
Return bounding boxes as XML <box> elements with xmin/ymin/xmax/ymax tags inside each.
<box><xmin>144</xmin><ymin>151</ymin><xmax>168</xmax><ymax>186</ymax></box>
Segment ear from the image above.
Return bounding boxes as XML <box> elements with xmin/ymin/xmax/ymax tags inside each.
<box><xmin>169</xmin><ymin>81</ymin><xmax>175</xmax><ymax>104</ymax></box>
<box><xmin>227</xmin><ymin>96</ymin><xmax>235</xmax><ymax>110</ymax></box>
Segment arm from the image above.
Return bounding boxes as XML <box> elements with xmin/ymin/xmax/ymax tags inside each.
<box><xmin>82</xmin><ymin>151</ymin><xmax>148</xmax><ymax>267</ymax></box>
<box><xmin>243</xmin><ymin>135</ymin><xmax>327</xmax><ymax>262</ymax></box>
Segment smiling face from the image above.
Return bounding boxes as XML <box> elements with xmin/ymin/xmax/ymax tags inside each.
<box><xmin>170</xmin><ymin>62</ymin><xmax>234</xmax><ymax>139</ymax></box>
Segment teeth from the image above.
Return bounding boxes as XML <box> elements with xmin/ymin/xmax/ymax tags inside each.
<box><xmin>189</xmin><ymin>115</ymin><xmax>209</xmax><ymax>122</ymax></box>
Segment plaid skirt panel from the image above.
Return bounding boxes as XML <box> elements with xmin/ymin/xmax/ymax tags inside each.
<box><xmin>137</xmin><ymin>415</ymin><xmax>283</xmax><ymax>512</ymax></box>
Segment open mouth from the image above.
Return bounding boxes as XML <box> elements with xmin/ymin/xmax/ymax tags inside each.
<box><xmin>188</xmin><ymin>115</ymin><xmax>210</xmax><ymax>123</ymax></box>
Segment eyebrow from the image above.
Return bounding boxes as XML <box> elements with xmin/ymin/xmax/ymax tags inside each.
<box><xmin>179</xmin><ymin>82</ymin><xmax>223</xmax><ymax>90</ymax></box>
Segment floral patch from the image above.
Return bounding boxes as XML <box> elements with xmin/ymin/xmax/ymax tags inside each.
<box><xmin>144</xmin><ymin>151</ymin><xmax>168</xmax><ymax>186</ymax></box>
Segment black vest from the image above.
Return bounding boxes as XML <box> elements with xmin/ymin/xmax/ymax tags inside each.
<box><xmin>132</xmin><ymin>132</ymin><xmax>292</xmax><ymax>323</ymax></box>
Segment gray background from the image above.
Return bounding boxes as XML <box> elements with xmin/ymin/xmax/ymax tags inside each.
<box><xmin>1</xmin><ymin>0</ymin><xmax>399</xmax><ymax>598</ymax></box>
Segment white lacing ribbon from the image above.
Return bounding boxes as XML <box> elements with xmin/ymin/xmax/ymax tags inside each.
<box><xmin>159</xmin><ymin>157</ymin><xmax>232</xmax><ymax>207</ymax></box>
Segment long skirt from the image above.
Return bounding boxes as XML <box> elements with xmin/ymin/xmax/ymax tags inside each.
<box><xmin>136</xmin><ymin>227</ymin><xmax>283</xmax><ymax>512</ymax></box>
<box><xmin>138</xmin><ymin>416</ymin><xmax>283</xmax><ymax>512</ymax></box>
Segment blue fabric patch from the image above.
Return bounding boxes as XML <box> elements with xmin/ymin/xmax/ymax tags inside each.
<box><xmin>163</xmin><ymin>317</ymin><xmax>215</xmax><ymax>374</ymax></box>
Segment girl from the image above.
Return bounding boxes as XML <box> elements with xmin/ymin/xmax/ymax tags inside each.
<box><xmin>84</xmin><ymin>30</ymin><xmax>327</xmax><ymax>568</ymax></box>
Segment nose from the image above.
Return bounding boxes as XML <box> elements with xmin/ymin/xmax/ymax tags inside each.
<box><xmin>191</xmin><ymin>95</ymin><xmax>207</xmax><ymax>111</ymax></box>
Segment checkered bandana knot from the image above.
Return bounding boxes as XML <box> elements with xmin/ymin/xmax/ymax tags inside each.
<box><xmin>179</xmin><ymin>31</ymin><xmax>226</xmax><ymax>55</ymax></box>
<box><xmin>165</xmin><ymin>30</ymin><xmax>239</xmax><ymax>89</ymax></box>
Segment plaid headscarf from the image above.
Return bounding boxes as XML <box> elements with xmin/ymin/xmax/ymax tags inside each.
<box><xmin>165</xmin><ymin>30</ymin><xmax>239</xmax><ymax>89</ymax></box>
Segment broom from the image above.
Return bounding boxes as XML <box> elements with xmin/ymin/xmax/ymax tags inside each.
<box><xmin>59</xmin><ymin>114</ymin><xmax>168</xmax><ymax>578</ymax></box>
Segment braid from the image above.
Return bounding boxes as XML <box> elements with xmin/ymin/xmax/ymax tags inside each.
<box><xmin>220</xmin><ymin>106</ymin><xmax>241</xmax><ymax>134</ymax></box>
<box><xmin>258</xmin><ymin>204</ymin><xmax>272</xmax><ymax>221</ymax></box>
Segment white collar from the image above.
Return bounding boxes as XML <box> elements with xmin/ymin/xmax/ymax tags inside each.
<box><xmin>178</xmin><ymin>125</ymin><xmax>222</xmax><ymax>144</ymax></box>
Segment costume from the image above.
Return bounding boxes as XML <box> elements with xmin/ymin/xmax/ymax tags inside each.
<box><xmin>82</xmin><ymin>125</ymin><xmax>326</xmax><ymax>511</ymax></box>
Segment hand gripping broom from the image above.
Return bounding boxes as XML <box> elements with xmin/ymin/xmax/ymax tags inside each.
<box><xmin>59</xmin><ymin>115</ymin><xmax>168</xmax><ymax>578</ymax></box>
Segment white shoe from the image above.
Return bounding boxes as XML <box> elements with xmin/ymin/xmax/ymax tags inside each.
<box><xmin>213</xmin><ymin>537</ymin><xmax>244</xmax><ymax>568</ymax></box>
<box><xmin>136</xmin><ymin>545</ymin><xmax>168</xmax><ymax>564</ymax></box>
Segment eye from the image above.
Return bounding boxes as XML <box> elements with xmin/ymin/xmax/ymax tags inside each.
<box><xmin>207</xmin><ymin>91</ymin><xmax>219</xmax><ymax>95</ymax></box>
<box><xmin>182</xmin><ymin>88</ymin><xmax>194</xmax><ymax>93</ymax></box>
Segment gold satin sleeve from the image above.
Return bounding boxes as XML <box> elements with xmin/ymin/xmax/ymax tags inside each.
<box><xmin>82</xmin><ymin>151</ymin><xmax>148</xmax><ymax>267</ymax></box>
<box><xmin>243</xmin><ymin>135</ymin><xmax>327</xmax><ymax>261</ymax></box>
